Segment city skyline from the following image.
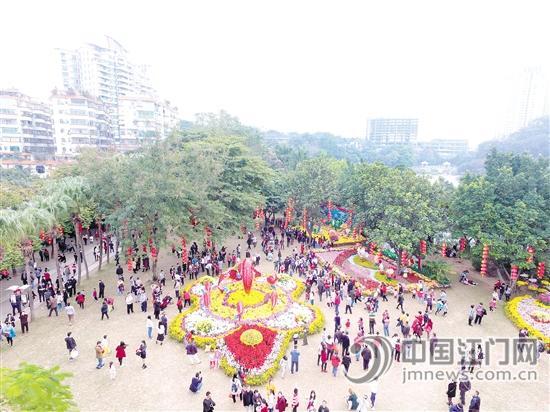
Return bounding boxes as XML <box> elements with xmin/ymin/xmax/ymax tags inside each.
<box><xmin>1</xmin><ymin>0</ymin><xmax>549</xmax><ymax>146</ymax></box>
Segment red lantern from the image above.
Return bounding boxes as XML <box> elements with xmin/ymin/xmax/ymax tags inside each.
<box><xmin>142</xmin><ymin>244</ymin><xmax>147</xmax><ymax>252</ymax></box>
<box><xmin>369</xmin><ymin>242</ymin><xmax>377</xmax><ymax>255</ymax></box>
<box><xmin>400</xmin><ymin>250</ymin><xmax>408</xmax><ymax>267</ymax></box>
<box><xmin>459</xmin><ymin>238</ymin><xmax>467</xmax><ymax>252</ymax></box>
<box><xmin>480</xmin><ymin>244</ymin><xmax>489</xmax><ymax>276</ymax></box>
<box><xmin>537</xmin><ymin>262</ymin><xmax>546</xmax><ymax>279</ymax></box>
<box><xmin>420</xmin><ymin>240</ymin><xmax>427</xmax><ymax>256</ymax></box>
<box><xmin>127</xmin><ymin>247</ymin><xmax>133</xmax><ymax>257</ymax></box>
<box><xmin>527</xmin><ymin>246</ymin><xmax>535</xmax><ymax>264</ymax></box>
<box><xmin>441</xmin><ymin>243</ymin><xmax>447</xmax><ymax>257</ymax></box>
<box><xmin>151</xmin><ymin>247</ymin><xmax>158</xmax><ymax>258</ymax></box>
<box><xmin>39</xmin><ymin>230</ymin><xmax>45</xmax><ymax>241</ymax></box>
<box><xmin>510</xmin><ymin>265</ymin><xmax>519</xmax><ymax>281</ymax></box>
<box><xmin>127</xmin><ymin>260</ymin><xmax>133</xmax><ymax>271</ymax></box>
<box><xmin>148</xmin><ymin>238</ymin><xmax>153</xmax><ymax>246</ymax></box>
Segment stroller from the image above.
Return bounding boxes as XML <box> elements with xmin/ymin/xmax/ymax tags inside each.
<box><xmin>160</xmin><ymin>295</ymin><xmax>173</xmax><ymax>310</ymax></box>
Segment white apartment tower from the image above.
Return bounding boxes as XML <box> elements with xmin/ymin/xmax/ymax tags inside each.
<box><xmin>0</xmin><ymin>89</ymin><xmax>55</xmax><ymax>159</ymax></box>
<box><xmin>53</xmin><ymin>36</ymin><xmax>170</xmax><ymax>147</ymax></box>
<box><xmin>50</xmin><ymin>90</ymin><xmax>114</xmax><ymax>157</ymax></box>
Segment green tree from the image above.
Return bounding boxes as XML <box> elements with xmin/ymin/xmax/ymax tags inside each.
<box><xmin>288</xmin><ymin>156</ymin><xmax>346</xmax><ymax>222</ymax></box>
<box><xmin>0</xmin><ymin>363</ymin><xmax>74</xmax><ymax>411</ymax></box>
<box><xmin>342</xmin><ymin>163</ymin><xmax>448</xmax><ymax>272</ymax></box>
<box><xmin>451</xmin><ymin>151</ymin><xmax>549</xmax><ymax>274</ymax></box>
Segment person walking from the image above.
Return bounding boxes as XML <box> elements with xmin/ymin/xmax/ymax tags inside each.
<box><xmin>137</xmin><ymin>340</ymin><xmax>147</xmax><ymax>369</ymax></box>
<box><xmin>229</xmin><ymin>374</ymin><xmax>242</xmax><ymax>403</ymax></box>
<box><xmin>65</xmin><ymin>332</ymin><xmax>77</xmax><ymax>360</ymax></box>
<box><xmin>203</xmin><ymin>391</ymin><xmax>215</xmax><ymax>412</ymax></box>
<box><xmin>368</xmin><ymin>378</ymin><xmax>378</xmax><ymax>410</ymax></box>
<box><xmin>65</xmin><ymin>301</ymin><xmax>75</xmax><ymax>325</ymax></box>
<box><xmin>306</xmin><ymin>390</ymin><xmax>316</xmax><ymax>412</ymax></box>
<box><xmin>146</xmin><ymin>316</ymin><xmax>154</xmax><ymax>339</ymax></box>
<box><xmin>3</xmin><ymin>322</ymin><xmax>15</xmax><ymax>346</ymax></box>
<box><xmin>98</xmin><ymin>280</ymin><xmax>105</xmax><ymax>299</ymax></box>
<box><xmin>468</xmin><ymin>391</ymin><xmax>481</xmax><ymax>412</ymax></box>
<box><xmin>95</xmin><ymin>341</ymin><xmax>105</xmax><ymax>369</ymax></box>
<box><xmin>474</xmin><ymin>303</ymin><xmax>485</xmax><ymax>325</ymax></box>
<box><xmin>291</xmin><ymin>388</ymin><xmax>300</xmax><ymax>412</ymax></box>
<box><xmin>126</xmin><ymin>293</ymin><xmax>134</xmax><ymax>314</ymax></box>
<box><xmin>447</xmin><ymin>379</ymin><xmax>457</xmax><ymax>406</ymax></box>
<box><xmin>19</xmin><ymin>311</ymin><xmax>29</xmax><ymax>334</ymax></box>
<box><xmin>115</xmin><ymin>341</ymin><xmax>127</xmax><ymax>366</ymax></box>
<box><xmin>468</xmin><ymin>305</ymin><xmax>475</xmax><ymax>326</ymax></box>
<box><xmin>186</xmin><ymin>340</ymin><xmax>200</xmax><ymax>364</ymax></box>
<box><xmin>109</xmin><ymin>361</ymin><xmax>116</xmax><ymax>380</ymax></box>
<box><xmin>101</xmin><ymin>300</ymin><xmax>109</xmax><ymax>320</ymax></box>
<box><xmin>290</xmin><ymin>346</ymin><xmax>300</xmax><ymax>374</ymax></box>
<box><xmin>459</xmin><ymin>373</ymin><xmax>471</xmax><ymax>405</ymax></box>
<box><xmin>156</xmin><ymin>322</ymin><xmax>165</xmax><ymax>345</ymax></box>
<box><xmin>331</xmin><ymin>350</ymin><xmax>341</xmax><ymax>377</ymax></box>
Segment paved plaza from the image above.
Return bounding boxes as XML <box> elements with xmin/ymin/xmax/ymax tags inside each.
<box><xmin>1</xmin><ymin>236</ymin><xmax>548</xmax><ymax>411</ymax></box>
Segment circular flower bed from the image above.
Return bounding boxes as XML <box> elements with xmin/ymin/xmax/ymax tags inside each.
<box><xmin>505</xmin><ymin>295</ymin><xmax>550</xmax><ymax>345</ymax></box>
<box><xmin>240</xmin><ymin>328</ymin><xmax>264</xmax><ymax>346</ymax></box>
<box><xmin>169</xmin><ymin>271</ymin><xmax>324</xmax><ymax>385</ymax></box>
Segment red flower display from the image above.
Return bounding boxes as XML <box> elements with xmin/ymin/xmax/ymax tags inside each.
<box><xmin>224</xmin><ymin>325</ymin><xmax>278</xmax><ymax>369</ymax></box>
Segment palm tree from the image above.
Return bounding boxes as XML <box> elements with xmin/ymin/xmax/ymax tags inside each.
<box><xmin>0</xmin><ymin>207</ymin><xmax>54</xmax><ymax>317</ymax></box>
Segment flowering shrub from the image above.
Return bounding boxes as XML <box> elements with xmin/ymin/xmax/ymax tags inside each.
<box><xmin>538</xmin><ymin>292</ymin><xmax>550</xmax><ymax>306</ymax></box>
<box><xmin>225</xmin><ymin>325</ymin><xmax>277</xmax><ymax>369</ymax></box>
<box><xmin>505</xmin><ymin>295</ymin><xmax>550</xmax><ymax>345</ymax></box>
<box><xmin>169</xmin><ymin>272</ymin><xmax>324</xmax><ymax>384</ymax></box>
<box><xmin>334</xmin><ymin>248</ymin><xmax>357</xmax><ymax>267</ymax></box>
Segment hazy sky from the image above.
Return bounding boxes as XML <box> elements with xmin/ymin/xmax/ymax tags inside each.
<box><xmin>1</xmin><ymin>0</ymin><xmax>549</xmax><ymax>145</ymax></box>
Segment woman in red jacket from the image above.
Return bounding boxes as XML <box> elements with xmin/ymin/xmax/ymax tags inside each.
<box><xmin>115</xmin><ymin>341</ymin><xmax>127</xmax><ymax>366</ymax></box>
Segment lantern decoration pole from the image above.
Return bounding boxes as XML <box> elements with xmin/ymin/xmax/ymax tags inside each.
<box><xmin>537</xmin><ymin>262</ymin><xmax>546</xmax><ymax>280</ymax></box>
<box><xmin>510</xmin><ymin>265</ymin><xmax>519</xmax><ymax>284</ymax></box>
<box><xmin>480</xmin><ymin>244</ymin><xmax>489</xmax><ymax>276</ymax></box>
<box><xmin>400</xmin><ymin>250</ymin><xmax>408</xmax><ymax>267</ymax></box>
<box><xmin>526</xmin><ymin>246</ymin><xmax>535</xmax><ymax>264</ymax></box>
<box><xmin>441</xmin><ymin>242</ymin><xmax>447</xmax><ymax>257</ymax></box>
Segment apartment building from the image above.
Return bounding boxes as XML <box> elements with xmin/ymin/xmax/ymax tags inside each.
<box><xmin>50</xmin><ymin>90</ymin><xmax>114</xmax><ymax>157</ymax></box>
<box><xmin>0</xmin><ymin>89</ymin><xmax>55</xmax><ymax>159</ymax></box>
<box><xmin>118</xmin><ymin>96</ymin><xmax>178</xmax><ymax>151</ymax></box>
<box><xmin>366</xmin><ymin>118</ymin><xmax>418</xmax><ymax>145</ymax></box>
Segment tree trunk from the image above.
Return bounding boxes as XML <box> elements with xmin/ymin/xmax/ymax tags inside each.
<box><xmin>52</xmin><ymin>229</ymin><xmax>62</xmax><ymax>288</ymax></box>
<box><xmin>97</xmin><ymin>220</ymin><xmax>103</xmax><ymax>272</ymax></box>
<box><xmin>106</xmin><ymin>234</ymin><xmax>111</xmax><ymax>265</ymax></box>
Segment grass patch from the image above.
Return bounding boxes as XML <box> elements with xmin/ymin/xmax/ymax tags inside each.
<box><xmin>352</xmin><ymin>255</ymin><xmax>378</xmax><ymax>270</ymax></box>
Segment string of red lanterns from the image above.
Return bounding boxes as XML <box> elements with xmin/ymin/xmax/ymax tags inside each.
<box><xmin>459</xmin><ymin>237</ymin><xmax>467</xmax><ymax>252</ymax></box>
<box><xmin>526</xmin><ymin>246</ymin><xmax>535</xmax><ymax>264</ymax></box>
<box><xmin>480</xmin><ymin>244</ymin><xmax>489</xmax><ymax>276</ymax></box>
<box><xmin>537</xmin><ymin>262</ymin><xmax>546</xmax><ymax>279</ymax></box>
<box><xmin>510</xmin><ymin>265</ymin><xmax>519</xmax><ymax>282</ymax></box>
<box><xmin>419</xmin><ymin>239</ymin><xmax>427</xmax><ymax>256</ymax></box>
<box><xmin>441</xmin><ymin>242</ymin><xmax>447</xmax><ymax>257</ymax></box>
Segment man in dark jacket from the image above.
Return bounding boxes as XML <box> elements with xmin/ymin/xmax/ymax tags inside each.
<box><xmin>98</xmin><ymin>280</ymin><xmax>105</xmax><ymax>299</ymax></box>
<box><xmin>446</xmin><ymin>379</ymin><xmax>457</xmax><ymax>405</ymax></box>
<box><xmin>65</xmin><ymin>332</ymin><xmax>77</xmax><ymax>359</ymax></box>
<box><xmin>361</xmin><ymin>346</ymin><xmax>372</xmax><ymax>370</ymax></box>
<box><xmin>458</xmin><ymin>374</ymin><xmax>471</xmax><ymax>405</ymax></box>
<box><xmin>468</xmin><ymin>391</ymin><xmax>481</xmax><ymax>412</ymax></box>
<box><xmin>189</xmin><ymin>372</ymin><xmax>202</xmax><ymax>393</ymax></box>
<box><xmin>242</xmin><ymin>386</ymin><xmax>254</xmax><ymax>408</ymax></box>
<box><xmin>203</xmin><ymin>391</ymin><xmax>215</xmax><ymax>412</ymax></box>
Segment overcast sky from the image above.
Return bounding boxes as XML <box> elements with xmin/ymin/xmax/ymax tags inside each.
<box><xmin>1</xmin><ymin>0</ymin><xmax>549</xmax><ymax>145</ymax></box>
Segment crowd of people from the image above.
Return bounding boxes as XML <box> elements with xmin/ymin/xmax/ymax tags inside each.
<box><xmin>7</xmin><ymin>219</ymin><xmax>548</xmax><ymax>411</ymax></box>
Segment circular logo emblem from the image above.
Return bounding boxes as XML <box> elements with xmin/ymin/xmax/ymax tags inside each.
<box><xmin>345</xmin><ymin>335</ymin><xmax>394</xmax><ymax>383</ymax></box>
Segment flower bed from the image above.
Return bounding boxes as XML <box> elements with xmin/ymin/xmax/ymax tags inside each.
<box><xmin>168</xmin><ymin>271</ymin><xmax>324</xmax><ymax>385</ymax></box>
<box><xmin>505</xmin><ymin>295</ymin><xmax>550</xmax><ymax>345</ymax></box>
<box><xmin>352</xmin><ymin>255</ymin><xmax>379</xmax><ymax>270</ymax></box>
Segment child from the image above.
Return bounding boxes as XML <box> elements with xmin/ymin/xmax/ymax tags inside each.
<box><xmin>92</xmin><ymin>288</ymin><xmax>98</xmax><ymax>301</ymax></box>
<box><xmin>345</xmin><ymin>318</ymin><xmax>351</xmax><ymax>333</ymax></box>
<box><xmin>109</xmin><ymin>361</ymin><xmax>116</xmax><ymax>380</ymax></box>
<box><xmin>489</xmin><ymin>298</ymin><xmax>497</xmax><ymax>311</ymax></box>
